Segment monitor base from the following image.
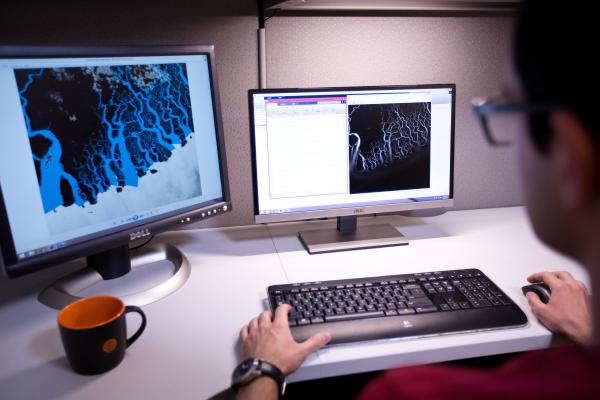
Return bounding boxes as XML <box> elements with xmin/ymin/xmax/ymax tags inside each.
<box><xmin>38</xmin><ymin>243</ymin><xmax>191</xmax><ymax>310</ymax></box>
<box><xmin>299</xmin><ymin>222</ymin><xmax>409</xmax><ymax>254</ymax></box>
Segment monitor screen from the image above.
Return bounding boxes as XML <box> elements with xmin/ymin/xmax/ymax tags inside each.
<box><xmin>249</xmin><ymin>84</ymin><xmax>454</xmax><ymax>224</ymax></box>
<box><xmin>0</xmin><ymin>45</ymin><xmax>231</xmax><ymax>280</ymax></box>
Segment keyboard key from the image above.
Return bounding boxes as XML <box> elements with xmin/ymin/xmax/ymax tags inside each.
<box><xmin>415</xmin><ymin>306</ymin><xmax>438</xmax><ymax>313</ymax></box>
<box><xmin>397</xmin><ymin>308</ymin><xmax>416</xmax><ymax>315</ymax></box>
<box><xmin>406</xmin><ymin>300</ymin><xmax>434</xmax><ymax>308</ymax></box>
<box><xmin>325</xmin><ymin>311</ymin><xmax>384</xmax><ymax>322</ymax></box>
<box><xmin>472</xmin><ymin>299</ymin><xmax>492</xmax><ymax>308</ymax></box>
<box><xmin>403</xmin><ymin>284</ymin><xmax>421</xmax><ymax>290</ymax></box>
<box><xmin>495</xmin><ymin>294</ymin><xmax>512</xmax><ymax>305</ymax></box>
<box><xmin>297</xmin><ymin>318</ymin><xmax>310</xmax><ymax>325</ymax></box>
<box><xmin>310</xmin><ymin>317</ymin><xmax>324</xmax><ymax>324</ymax></box>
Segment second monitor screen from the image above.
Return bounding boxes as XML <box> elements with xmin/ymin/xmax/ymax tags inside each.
<box><xmin>251</xmin><ymin>85</ymin><xmax>454</xmax><ymax>220</ymax></box>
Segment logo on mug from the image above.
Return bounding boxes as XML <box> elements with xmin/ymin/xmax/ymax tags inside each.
<box><xmin>102</xmin><ymin>338</ymin><xmax>118</xmax><ymax>354</ymax></box>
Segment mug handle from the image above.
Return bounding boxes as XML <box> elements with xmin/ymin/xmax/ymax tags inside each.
<box><xmin>125</xmin><ymin>305</ymin><xmax>147</xmax><ymax>347</ymax></box>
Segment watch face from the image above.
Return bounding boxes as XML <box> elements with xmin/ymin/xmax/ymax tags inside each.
<box><xmin>233</xmin><ymin>358</ymin><xmax>260</xmax><ymax>383</ymax></box>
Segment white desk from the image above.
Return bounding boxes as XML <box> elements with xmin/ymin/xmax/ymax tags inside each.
<box><xmin>0</xmin><ymin>207</ymin><xmax>589</xmax><ymax>399</ymax></box>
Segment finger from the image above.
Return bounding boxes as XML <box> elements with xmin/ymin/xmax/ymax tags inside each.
<box><xmin>274</xmin><ymin>304</ymin><xmax>292</xmax><ymax>325</ymax></box>
<box><xmin>298</xmin><ymin>332</ymin><xmax>332</xmax><ymax>357</ymax></box>
<box><xmin>527</xmin><ymin>271</ymin><xmax>555</xmax><ymax>282</ymax></box>
<box><xmin>258</xmin><ymin>310</ymin><xmax>272</xmax><ymax>328</ymax></box>
<box><xmin>577</xmin><ymin>281</ymin><xmax>590</xmax><ymax>294</ymax></box>
<box><xmin>249</xmin><ymin>317</ymin><xmax>259</xmax><ymax>333</ymax></box>
<box><xmin>554</xmin><ymin>271</ymin><xmax>575</xmax><ymax>282</ymax></box>
<box><xmin>240</xmin><ymin>325</ymin><xmax>249</xmax><ymax>341</ymax></box>
<box><xmin>527</xmin><ymin>271</ymin><xmax>562</xmax><ymax>289</ymax></box>
<box><xmin>527</xmin><ymin>271</ymin><xmax>545</xmax><ymax>283</ymax></box>
<box><xmin>526</xmin><ymin>292</ymin><xmax>547</xmax><ymax>316</ymax></box>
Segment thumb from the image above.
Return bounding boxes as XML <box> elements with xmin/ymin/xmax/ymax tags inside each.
<box><xmin>299</xmin><ymin>332</ymin><xmax>331</xmax><ymax>357</ymax></box>
<box><xmin>526</xmin><ymin>292</ymin><xmax>546</xmax><ymax>315</ymax></box>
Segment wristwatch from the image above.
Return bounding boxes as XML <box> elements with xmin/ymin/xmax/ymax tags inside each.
<box><xmin>231</xmin><ymin>358</ymin><xmax>286</xmax><ymax>396</ymax></box>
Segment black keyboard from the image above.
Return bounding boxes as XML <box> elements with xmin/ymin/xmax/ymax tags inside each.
<box><xmin>268</xmin><ymin>269</ymin><xmax>528</xmax><ymax>345</ymax></box>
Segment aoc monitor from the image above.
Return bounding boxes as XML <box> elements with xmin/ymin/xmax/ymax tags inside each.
<box><xmin>249</xmin><ymin>84</ymin><xmax>454</xmax><ymax>253</ymax></box>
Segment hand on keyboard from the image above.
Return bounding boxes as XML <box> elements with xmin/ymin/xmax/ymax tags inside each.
<box><xmin>238</xmin><ymin>303</ymin><xmax>332</xmax><ymax>376</ymax></box>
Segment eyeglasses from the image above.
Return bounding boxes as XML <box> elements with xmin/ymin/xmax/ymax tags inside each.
<box><xmin>471</xmin><ymin>96</ymin><xmax>556</xmax><ymax>146</ymax></box>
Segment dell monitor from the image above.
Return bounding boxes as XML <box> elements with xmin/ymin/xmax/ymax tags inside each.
<box><xmin>0</xmin><ymin>45</ymin><xmax>231</xmax><ymax>308</ymax></box>
<box><xmin>249</xmin><ymin>84</ymin><xmax>454</xmax><ymax>253</ymax></box>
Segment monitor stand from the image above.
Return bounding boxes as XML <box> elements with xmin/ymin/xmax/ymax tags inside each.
<box><xmin>298</xmin><ymin>215</ymin><xmax>409</xmax><ymax>254</ymax></box>
<box><xmin>38</xmin><ymin>243</ymin><xmax>190</xmax><ymax>310</ymax></box>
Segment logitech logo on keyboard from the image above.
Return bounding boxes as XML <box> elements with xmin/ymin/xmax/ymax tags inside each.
<box><xmin>403</xmin><ymin>321</ymin><xmax>413</xmax><ymax>328</ymax></box>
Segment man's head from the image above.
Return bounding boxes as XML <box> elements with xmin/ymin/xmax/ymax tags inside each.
<box><xmin>514</xmin><ymin>0</ymin><xmax>600</xmax><ymax>152</ymax></box>
<box><xmin>512</xmin><ymin>0</ymin><xmax>599</xmax><ymax>261</ymax></box>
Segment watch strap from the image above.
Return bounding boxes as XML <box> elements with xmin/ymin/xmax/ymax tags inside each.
<box><xmin>257</xmin><ymin>359</ymin><xmax>286</xmax><ymax>395</ymax></box>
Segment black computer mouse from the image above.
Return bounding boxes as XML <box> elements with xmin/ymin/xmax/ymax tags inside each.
<box><xmin>521</xmin><ymin>282</ymin><xmax>551</xmax><ymax>304</ymax></box>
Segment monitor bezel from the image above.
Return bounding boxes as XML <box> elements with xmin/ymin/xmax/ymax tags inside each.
<box><xmin>0</xmin><ymin>44</ymin><xmax>231</xmax><ymax>278</ymax></box>
<box><xmin>248</xmin><ymin>83</ymin><xmax>455</xmax><ymax>224</ymax></box>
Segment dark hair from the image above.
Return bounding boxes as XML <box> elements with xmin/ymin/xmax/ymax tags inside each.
<box><xmin>515</xmin><ymin>0</ymin><xmax>599</xmax><ymax>152</ymax></box>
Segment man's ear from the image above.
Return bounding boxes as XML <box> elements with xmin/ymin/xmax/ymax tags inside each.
<box><xmin>548</xmin><ymin>110</ymin><xmax>597</xmax><ymax>209</ymax></box>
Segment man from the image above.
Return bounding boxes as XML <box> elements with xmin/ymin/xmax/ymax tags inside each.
<box><xmin>235</xmin><ymin>0</ymin><xmax>599</xmax><ymax>398</ymax></box>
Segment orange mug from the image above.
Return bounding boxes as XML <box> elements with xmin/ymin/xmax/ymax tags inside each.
<box><xmin>57</xmin><ymin>296</ymin><xmax>146</xmax><ymax>375</ymax></box>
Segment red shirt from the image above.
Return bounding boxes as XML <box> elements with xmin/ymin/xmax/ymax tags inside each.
<box><xmin>358</xmin><ymin>345</ymin><xmax>600</xmax><ymax>399</ymax></box>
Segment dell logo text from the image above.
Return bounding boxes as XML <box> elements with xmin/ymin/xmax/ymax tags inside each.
<box><xmin>130</xmin><ymin>229</ymin><xmax>151</xmax><ymax>241</ymax></box>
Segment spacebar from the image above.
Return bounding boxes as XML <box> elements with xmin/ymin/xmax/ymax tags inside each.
<box><xmin>324</xmin><ymin>311</ymin><xmax>385</xmax><ymax>322</ymax></box>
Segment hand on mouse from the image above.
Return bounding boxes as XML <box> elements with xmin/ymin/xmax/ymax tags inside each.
<box><xmin>526</xmin><ymin>271</ymin><xmax>592</xmax><ymax>345</ymax></box>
